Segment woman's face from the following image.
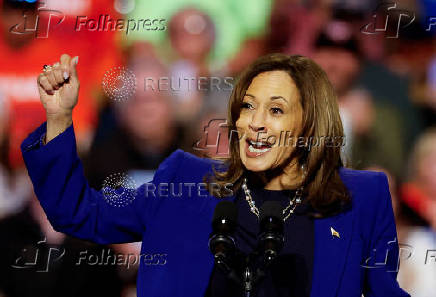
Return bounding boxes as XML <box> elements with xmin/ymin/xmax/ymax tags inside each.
<box><xmin>236</xmin><ymin>70</ymin><xmax>303</xmax><ymax>172</ymax></box>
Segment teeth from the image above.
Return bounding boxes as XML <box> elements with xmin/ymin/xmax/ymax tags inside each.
<box><xmin>248</xmin><ymin>140</ymin><xmax>270</xmax><ymax>147</ymax></box>
<box><xmin>248</xmin><ymin>144</ymin><xmax>271</xmax><ymax>153</ymax></box>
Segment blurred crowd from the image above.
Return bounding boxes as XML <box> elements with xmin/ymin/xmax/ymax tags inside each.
<box><xmin>0</xmin><ymin>0</ymin><xmax>435</xmax><ymax>296</ymax></box>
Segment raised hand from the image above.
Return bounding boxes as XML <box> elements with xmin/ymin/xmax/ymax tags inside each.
<box><xmin>37</xmin><ymin>54</ymin><xmax>79</xmax><ymax>144</ymax></box>
<box><xmin>38</xmin><ymin>54</ymin><xmax>79</xmax><ymax>117</ymax></box>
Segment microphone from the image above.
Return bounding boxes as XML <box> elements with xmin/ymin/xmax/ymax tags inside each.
<box><xmin>208</xmin><ymin>201</ymin><xmax>240</xmax><ymax>283</ymax></box>
<box><xmin>242</xmin><ymin>201</ymin><xmax>285</xmax><ymax>295</ymax></box>
<box><xmin>258</xmin><ymin>201</ymin><xmax>285</xmax><ymax>265</ymax></box>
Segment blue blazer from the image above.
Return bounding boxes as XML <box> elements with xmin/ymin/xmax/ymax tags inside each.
<box><xmin>21</xmin><ymin>122</ymin><xmax>410</xmax><ymax>297</ymax></box>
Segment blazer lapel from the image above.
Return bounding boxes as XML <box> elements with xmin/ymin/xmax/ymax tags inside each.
<box><xmin>310</xmin><ymin>208</ymin><xmax>355</xmax><ymax>297</ymax></box>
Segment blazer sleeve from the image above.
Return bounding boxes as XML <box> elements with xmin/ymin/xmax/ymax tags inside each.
<box><xmin>21</xmin><ymin>121</ymin><xmax>184</xmax><ymax>245</ymax></box>
<box><xmin>362</xmin><ymin>172</ymin><xmax>410</xmax><ymax>297</ymax></box>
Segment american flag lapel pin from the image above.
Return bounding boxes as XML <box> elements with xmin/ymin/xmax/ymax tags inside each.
<box><xmin>330</xmin><ymin>227</ymin><xmax>340</xmax><ymax>238</ymax></box>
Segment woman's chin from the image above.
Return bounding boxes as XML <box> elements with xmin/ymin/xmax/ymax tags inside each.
<box><xmin>242</xmin><ymin>160</ymin><xmax>271</xmax><ymax>172</ymax></box>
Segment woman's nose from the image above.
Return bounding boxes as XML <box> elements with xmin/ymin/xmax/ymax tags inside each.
<box><xmin>248</xmin><ymin>110</ymin><xmax>266</xmax><ymax>132</ymax></box>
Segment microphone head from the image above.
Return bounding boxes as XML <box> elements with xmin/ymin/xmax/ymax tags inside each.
<box><xmin>258</xmin><ymin>201</ymin><xmax>285</xmax><ymax>264</ymax></box>
<box><xmin>260</xmin><ymin>201</ymin><xmax>283</xmax><ymax>222</ymax></box>
<box><xmin>209</xmin><ymin>201</ymin><xmax>238</xmax><ymax>256</ymax></box>
<box><xmin>212</xmin><ymin>201</ymin><xmax>238</xmax><ymax>231</ymax></box>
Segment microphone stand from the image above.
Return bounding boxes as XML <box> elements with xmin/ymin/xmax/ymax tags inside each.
<box><xmin>213</xmin><ymin>248</ymin><xmax>280</xmax><ymax>297</ymax></box>
<box><xmin>213</xmin><ymin>252</ymin><xmax>241</xmax><ymax>285</ymax></box>
<box><xmin>213</xmin><ymin>251</ymin><xmax>261</xmax><ymax>297</ymax></box>
<box><xmin>243</xmin><ymin>254</ymin><xmax>254</xmax><ymax>297</ymax></box>
<box><xmin>242</xmin><ymin>250</ymin><xmax>278</xmax><ymax>297</ymax></box>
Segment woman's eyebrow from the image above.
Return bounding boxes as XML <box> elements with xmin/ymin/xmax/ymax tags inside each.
<box><xmin>244</xmin><ymin>94</ymin><xmax>289</xmax><ymax>104</ymax></box>
<box><xmin>270</xmin><ymin>96</ymin><xmax>288</xmax><ymax>103</ymax></box>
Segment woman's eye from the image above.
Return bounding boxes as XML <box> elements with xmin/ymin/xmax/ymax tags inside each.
<box><xmin>271</xmin><ymin>107</ymin><xmax>283</xmax><ymax>114</ymax></box>
<box><xmin>241</xmin><ymin>102</ymin><xmax>252</xmax><ymax>109</ymax></box>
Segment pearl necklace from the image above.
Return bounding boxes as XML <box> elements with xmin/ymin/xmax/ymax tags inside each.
<box><xmin>241</xmin><ymin>177</ymin><xmax>304</xmax><ymax>221</ymax></box>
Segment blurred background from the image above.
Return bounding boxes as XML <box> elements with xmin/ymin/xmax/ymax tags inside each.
<box><xmin>0</xmin><ymin>0</ymin><xmax>435</xmax><ymax>296</ymax></box>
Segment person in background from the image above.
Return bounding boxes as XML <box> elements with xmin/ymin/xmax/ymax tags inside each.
<box><xmin>414</xmin><ymin>55</ymin><xmax>436</xmax><ymax>129</ymax></box>
<box><xmin>397</xmin><ymin>129</ymin><xmax>436</xmax><ymax>297</ymax></box>
<box><xmin>0</xmin><ymin>0</ymin><xmax>124</xmax><ymax>161</ymax></box>
<box><xmin>312</xmin><ymin>19</ymin><xmax>405</xmax><ymax>179</ymax></box>
<box><xmin>400</xmin><ymin>127</ymin><xmax>436</xmax><ymax>231</ymax></box>
<box><xmin>364</xmin><ymin>153</ymin><xmax>436</xmax><ymax>297</ymax></box>
<box><xmin>376</xmin><ymin>21</ymin><xmax>432</xmax><ymax>148</ymax></box>
<box><xmin>0</xmin><ymin>91</ymin><xmax>32</xmax><ymax>220</ymax></box>
<box><xmin>0</xmin><ymin>0</ymin><xmax>49</xmax><ymax>170</ymax></box>
<box><xmin>267</xmin><ymin>0</ymin><xmax>332</xmax><ymax>56</ymax></box>
<box><xmin>83</xmin><ymin>54</ymin><xmax>184</xmax><ymax>189</ymax></box>
<box><xmin>167</xmin><ymin>7</ymin><xmax>215</xmax><ymax>124</ymax></box>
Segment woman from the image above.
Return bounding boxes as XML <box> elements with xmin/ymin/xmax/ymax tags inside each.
<box><xmin>21</xmin><ymin>53</ymin><xmax>410</xmax><ymax>297</ymax></box>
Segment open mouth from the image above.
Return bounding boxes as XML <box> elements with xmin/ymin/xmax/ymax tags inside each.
<box><xmin>246</xmin><ymin>138</ymin><xmax>272</xmax><ymax>154</ymax></box>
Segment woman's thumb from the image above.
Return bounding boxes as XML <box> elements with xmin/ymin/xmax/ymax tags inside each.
<box><xmin>69</xmin><ymin>56</ymin><xmax>79</xmax><ymax>78</ymax></box>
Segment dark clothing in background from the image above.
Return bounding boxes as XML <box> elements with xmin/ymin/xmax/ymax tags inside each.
<box><xmin>206</xmin><ymin>185</ymin><xmax>315</xmax><ymax>297</ymax></box>
<box><xmin>351</xmin><ymin>102</ymin><xmax>405</xmax><ymax>178</ymax></box>
<box><xmin>0</xmin><ymin>206</ymin><xmax>122</xmax><ymax>297</ymax></box>
<box><xmin>417</xmin><ymin>105</ymin><xmax>436</xmax><ymax>130</ymax></box>
<box><xmin>357</xmin><ymin>61</ymin><xmax>423</xmax><ymax>152</ymax></box>
<box><xmin>83</xmin><ymin>123</ymin><xmax>183</xmax><ymax>189</ymax></box>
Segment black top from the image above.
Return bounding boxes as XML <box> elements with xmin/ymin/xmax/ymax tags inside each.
<box><xmin>205</xmin><ymin>183</ymin><xmax>315</xmax><ymax>297</ymax></box>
